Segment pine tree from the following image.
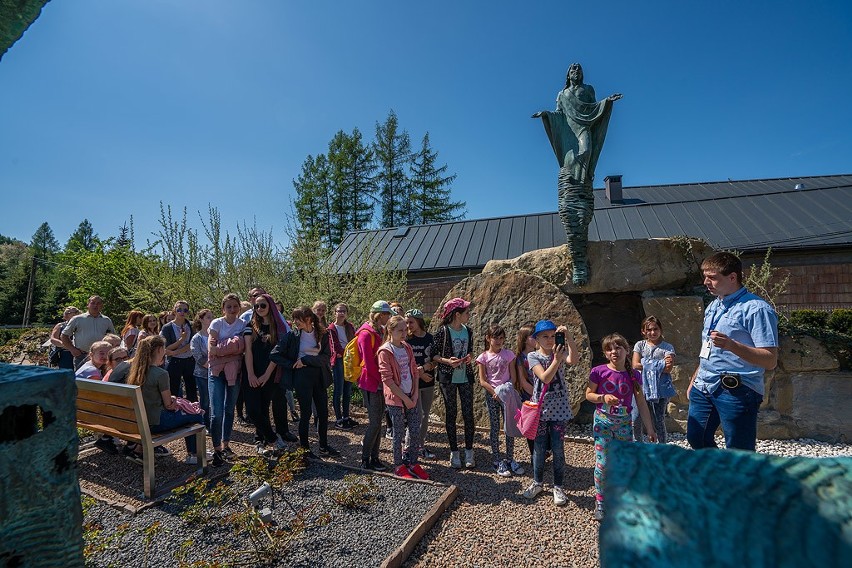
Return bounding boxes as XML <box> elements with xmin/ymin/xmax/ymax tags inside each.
<box><xmin>31</xmin><ymin>222</ymin><xmax>60</xmax><ymax>257</ymax></box>
<box><xmin>115</xmin><ymin>221</ymin><xmax>133</xmax><ymax>249</ymax></box>
<box><xmin>293</xmin><ymin>154</ymin><xmax>333</xmax><ymax>249</ymax></box>
<box><xmin>328</xmin><ymin>127</ymin><xmax>376</xmax><ymax>244</ymax></box>
<box><xmin>410</xmin><ymin>133</ymin><xmax>465</xmax><ymax>224</ymax></box>
<box><xmin>67</xmin><ymin>219</ymin><xmax>98</xmax><ymax>252</ymax></box>
<box><xmin>28</xmin><ymin>223</ymin><xmax>60</xmax><ymax>323</ymax></box>
<box><xmin>374</xmin><ymin>110</ymin><xmax>412</xmax><ymax>228</ymax></box>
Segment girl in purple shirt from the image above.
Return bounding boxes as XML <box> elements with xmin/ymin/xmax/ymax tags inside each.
<box><xmin>586</xmin><ymin>333</ymin><xmax>657</xmax><ymax>521</ymax></box>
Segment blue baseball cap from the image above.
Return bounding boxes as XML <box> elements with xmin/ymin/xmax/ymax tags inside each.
<box><xmin>532</xmin><ymin>320</ymin><xmax>557</xmax><ymax>338</ymax></box>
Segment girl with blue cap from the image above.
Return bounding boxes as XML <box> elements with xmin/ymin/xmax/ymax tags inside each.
<box><xmin>522</xmin><ymin>319</ymin><xmax>579</xmax><ymax>506</ymax></box>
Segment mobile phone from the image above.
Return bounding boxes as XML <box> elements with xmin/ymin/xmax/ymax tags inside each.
<box><xmin>555</xmin><ymin>331</ymin><xmax>565</xmax><ymax>346</ymax></box>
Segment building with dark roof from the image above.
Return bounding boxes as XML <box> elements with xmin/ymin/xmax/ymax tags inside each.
<box><xmin>329</xmin><ymin>174</ymin><xmax>852</xmax><ymax>313</ymax></box>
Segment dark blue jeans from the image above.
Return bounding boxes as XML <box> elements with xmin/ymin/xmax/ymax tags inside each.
<box><xmin>150</xmin><ymin>409</ymin><xmax>203</xmax><ymax>454</ymax></box>
<box><xmin>533</xmin><ymin>420</ymin><xmax>565</xmax><ymax>486</ymax></box>
<box><xmin>687</xmin><ymin>384</ymin><xmax>763</xmax><ymax>451</ymax></box>
<box><xmin>332</xmin><ymin>359</ymin><xmax>353</xmax><ymax>421</ymax></box>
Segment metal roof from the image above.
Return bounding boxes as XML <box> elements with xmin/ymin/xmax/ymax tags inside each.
<box><xmin>329</xmin><ymin>174</ymin><xmax>852</xmax><ymax>274</ymax></box>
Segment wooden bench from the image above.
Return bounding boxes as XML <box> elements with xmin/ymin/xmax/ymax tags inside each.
<box><xmin>76</xmin><ymin>378</ymin><xmax>207</xmax><ymax>498</ymax></box>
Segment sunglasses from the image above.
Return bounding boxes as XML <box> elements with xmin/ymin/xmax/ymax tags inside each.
<box><xmin>335</xmin><ymin>309</ymin><xmax>347</xmax><ymax>313</ymax></box>
<box><xmin>175</xmin><ymin>308</ymin><xmax>189</xmax><ymax>313</ymax></box>
<box><xmin>254</xmin><ymin>303</ymin><xmax>268</xmax><ymax>309</ymax></box>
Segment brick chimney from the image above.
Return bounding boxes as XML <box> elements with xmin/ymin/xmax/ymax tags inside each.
<box><xmin>605</xmin><ymin>175</ymin><xmax>623</xmax><ymax>204</ymax></box>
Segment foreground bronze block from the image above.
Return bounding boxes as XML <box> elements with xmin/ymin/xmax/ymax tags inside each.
<box><xmin>0</xmin><ymin>363</ymin><xmax>82</xmax><ymax>567</ymax></box>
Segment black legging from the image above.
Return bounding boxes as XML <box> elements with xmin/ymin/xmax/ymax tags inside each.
<box><xmin>167</xmin><ymin>357</ymin><xmax>197</xmax><ymax>401</ymax></box>
<box><xmin>245</xmin><ymin>378</ymin><xmax>291</xmax><ymax>444</ymax></box>
<box><xmin>293</xmin><ymin>367</ymin><xmax>328</xmax><ymax>449</ymax></box>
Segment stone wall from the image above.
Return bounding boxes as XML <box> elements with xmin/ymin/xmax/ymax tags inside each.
<box><xmin>652</xmin><ymin>304</ymin><xmax>852</xmax><ymax>443</ymax></box>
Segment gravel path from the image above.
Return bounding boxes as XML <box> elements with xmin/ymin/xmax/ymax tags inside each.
<box><xmin>79</xmin><ymin>413</ymin><xmax>852</xmax><ymax>567</ymax></box>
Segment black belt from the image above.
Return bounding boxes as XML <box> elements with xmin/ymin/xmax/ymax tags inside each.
<box><xmin>720</xmin><ymin>373</ymin><xmax>741</xmax><ymax>389</ymax></box>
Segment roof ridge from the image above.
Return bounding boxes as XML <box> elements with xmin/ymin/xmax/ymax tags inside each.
<box><xmin>617</xmin><ymin>173</ymin><xmax>852</xmax><ymax>191</ymax></box>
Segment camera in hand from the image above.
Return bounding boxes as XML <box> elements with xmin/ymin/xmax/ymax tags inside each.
<box><xmin>555</xmin><ymin>331</ymin><xmax>565</xmax><ymax>346</ymax></box>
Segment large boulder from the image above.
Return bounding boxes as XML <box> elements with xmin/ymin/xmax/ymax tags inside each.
<box><xmin>483</xmin><ymin>238</ymin><xmax>713</xmax><ymax>294</ymax></box>
<box><xmin>429</xmin><ymin>270</ymin><xmax>592</xmax><ymax>427</ymax></box>
<box><xmin>777</xmin><ymin>335</ymin><xmax>840</xmax><ymax>373</ymax></box>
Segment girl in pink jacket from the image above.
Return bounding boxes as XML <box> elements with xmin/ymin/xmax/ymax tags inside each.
<box><xmin>378</xmin><ymin>315</ymin><xmax>429</xmax><ymax>480</ymax></box>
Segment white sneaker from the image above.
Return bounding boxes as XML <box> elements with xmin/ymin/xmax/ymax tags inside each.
<box><xmin>509</xmin><ymin>459</ymin><xmax>525</xmax><ymax>476</ymax></box>
<box><xmin>256</xmin><ymin>443</ymin><xmax>272</xmax><ymax>457</ymax></box>
<box><xmin>275</xmin><ymin>435</ymin><xmax>287</xmax><ymax>450</ymax></box>
<box><xmin>496</xmin><ymin>460</ymin><xmax>512</xmax><ymax>477</ymax></box>
<box><xmin>450</xmin><ymin>450</ymin><xmax>462</xmax><ymax>469</ymax></box>
<box><xmin>464</xmin><ymin>449</ymin><xmax>475</xmax><ymax>468</ymax></box>
<box><xmin>184</xmin><ymin>451</ymin><xmax>212</xmax><ymax>465</ymax></box>
<box><xmin>553</xmin><ymin>486</ymin><xmax>567</xmax><ymax>506</ymax></box>
<box><xmin>523</xmin><ymin>481</ymin><xmax>543</xmax><ymax>499</ymax></box>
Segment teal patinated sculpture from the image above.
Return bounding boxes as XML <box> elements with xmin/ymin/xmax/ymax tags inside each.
<box><xmin>599</xmin><ymin>440</ymin><xmax>852</xmax><ymax>567</ymax></box>
<box><xmin>533</xmin><ymin>63</ymin><xmax>621</xmax><ymax>285</ymax></box>
<box><xmin>0</xmin><ymin>364</ymin><xmax>83</xmax><ymax>567</ymax></box>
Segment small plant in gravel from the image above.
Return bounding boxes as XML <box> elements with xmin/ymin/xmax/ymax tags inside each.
<box><xmin>169</xmin><ymin>478</ymin><xmax>236</xmax><ymax>526</ymax></box>
<box><xmin>165</xmin><ymin>448</ymin><xmax>333</xmax><ymax>567</ymax></box>
<box><xmin>140</xmin><ymin>521</ymin><xmax>163</xmax><ymax>567</ymax></box>
<box><xmin>83</xmin><ymin>519</ymin><xmax>130</xmax><ymax>562</ymax></box>
<box><xmin>230</xmin><ymin>449</ymin><xmax>307</xmax><ymax>488</ymax></box>
<box><xmin>328</xmin><ymin>474</ymin><xmax>378</xmax><ymax>509</ymax></box>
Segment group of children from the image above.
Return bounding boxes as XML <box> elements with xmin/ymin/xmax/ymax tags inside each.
<box><xmin>400</xmin><ymin>299</ymin><xmax>678</xmax><ymax>521</ymax></box>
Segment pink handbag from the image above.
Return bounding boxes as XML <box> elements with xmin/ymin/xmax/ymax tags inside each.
<box><xmin>515</xmin><ymin>382</ymin><xmax>548</xmax><ymax>439</ymax></box>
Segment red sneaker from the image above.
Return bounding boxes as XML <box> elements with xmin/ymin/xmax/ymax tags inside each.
<box><xmin>395</xmin><ymin>465</ymin><xmax>416</xmax><ymax>479</ymax></box>
<box><xmin>407</xmin><ymin>463</ymin><xmax>430</xmax><ymax>480</ymax></box>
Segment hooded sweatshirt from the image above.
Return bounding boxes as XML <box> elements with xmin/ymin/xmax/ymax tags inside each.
<box><xmin>355</xmin><ymin>322</ymin><xmax>383</xmax><ymax>393</ymax></box>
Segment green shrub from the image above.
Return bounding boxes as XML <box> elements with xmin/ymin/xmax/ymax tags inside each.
<box><xmin>826</xmin><ymin>309</ymin><xmax>852</xmax><ymax>335</ymax></box>
<box><xmin>786</xmin><ymin>310</ymin><xmax>829</xmax><ymax>329</ymax></box>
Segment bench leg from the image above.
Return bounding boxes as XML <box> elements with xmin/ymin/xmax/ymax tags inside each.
<box><xmin>143</xmin><ymin>445</ymin><xmax>156</xmax><ymax>498</ymax></box>
<box><xmin>195</xmin><ymin>429</ymin><xmax>207</xmax><ymax>474</ymax></box>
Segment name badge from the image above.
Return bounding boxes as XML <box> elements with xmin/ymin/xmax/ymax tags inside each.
<box><xmin>699</xmin><ymin>338</ymin><xmax>712</xmax><ymax>359</ymax></box>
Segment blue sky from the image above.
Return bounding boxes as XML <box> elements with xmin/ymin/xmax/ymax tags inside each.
<box><xmin>1</xmin><ymin>0</ymin><xmax>850</xmax><ymax>247</ymax></box>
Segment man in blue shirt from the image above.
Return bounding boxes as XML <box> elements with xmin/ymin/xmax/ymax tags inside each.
<box><xmin>687</xmin><ymin>252</ymin><xmax>779</xmax><ymax>451</ymax></box>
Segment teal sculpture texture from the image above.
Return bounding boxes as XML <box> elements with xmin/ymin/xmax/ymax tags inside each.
<box><xmin>599</xmin><ymin>440</ymin><xmax>852</xmax><ymax>567</ymax></box>
<box><xmin>534</xmin><ymin>63</ymin><xmax>621</xmax><ymax>285</ymax></box>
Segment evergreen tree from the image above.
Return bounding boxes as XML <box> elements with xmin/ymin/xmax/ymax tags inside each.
<box><xmin>0</xmin><ymin>241</ymin><xmax>30</xmax><ymax>324</ymax></box>
<box><xmin>410</xmin><ymin>133</ymin><xmax>466</xmax><ymax>224</ymax></box>
<box><xmin>293</xmin><ymin>154</ymin><xmax>332</xmax><ymax>249</ymax></box>
<box><xmin>374</xmin><ymin>110</ymin><xmax>412</xmax><ymax>228</ymax></box>
<box><xmin>30</xmin><ymin>222</ymin><xmax>59</xmax><ymax>257</ymax></box>
<box><xmin>28</xmin><ymin>223</ymin><xmax>60</xmax><ymax>324</ymax></box>
<box><xmin>115</xmin><ymin>221</ymin><xmax>133</xmax><ymax>249</ymax></box>
<box><xmin>327</xmin><ymin>127</ymin><xmax>376</xmax><ymax>245</ymax></box>
<box><xmin>67</xmin><ymin>219</ymin><xmax>98</xmax><ymax>252</ymax></box>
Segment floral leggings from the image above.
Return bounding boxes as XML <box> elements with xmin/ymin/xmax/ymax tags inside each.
<box><xmin>593</xmin><ymin>408</ymin><xmax>633</xmax><ymax>503</ymax></box>
<box><xmin>387</xmin><ymin>404</ymin><xmax>421</xmax><ymax>466</ymax></box>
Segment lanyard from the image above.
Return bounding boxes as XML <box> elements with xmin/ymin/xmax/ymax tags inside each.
<box><xmin>707</xmin><ymin>287</ymin><xmax>748</xmax><ymax>333</ymax></box>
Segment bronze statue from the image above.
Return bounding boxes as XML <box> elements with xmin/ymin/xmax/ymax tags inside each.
<box><xmin>533</xmin><ymin>63</ymin><xmax>621</xmax><ymax>285</ymax></box>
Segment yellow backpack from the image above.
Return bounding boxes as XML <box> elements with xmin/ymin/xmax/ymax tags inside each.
<box><xmin>342</xmin><ymin>329</ymin><xmax>375</xmax><ymax>383</ymax></box>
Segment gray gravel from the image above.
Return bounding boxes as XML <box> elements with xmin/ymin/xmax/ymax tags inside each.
<box><xmin>83</xmin><ymin>460</ymin><xmax>446</xmax><ymax>567</ymax></box>
<box><xmin>563</xmin><ymin>422</ymin><xmax>852</xmax><ymax>458</ymax></box>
